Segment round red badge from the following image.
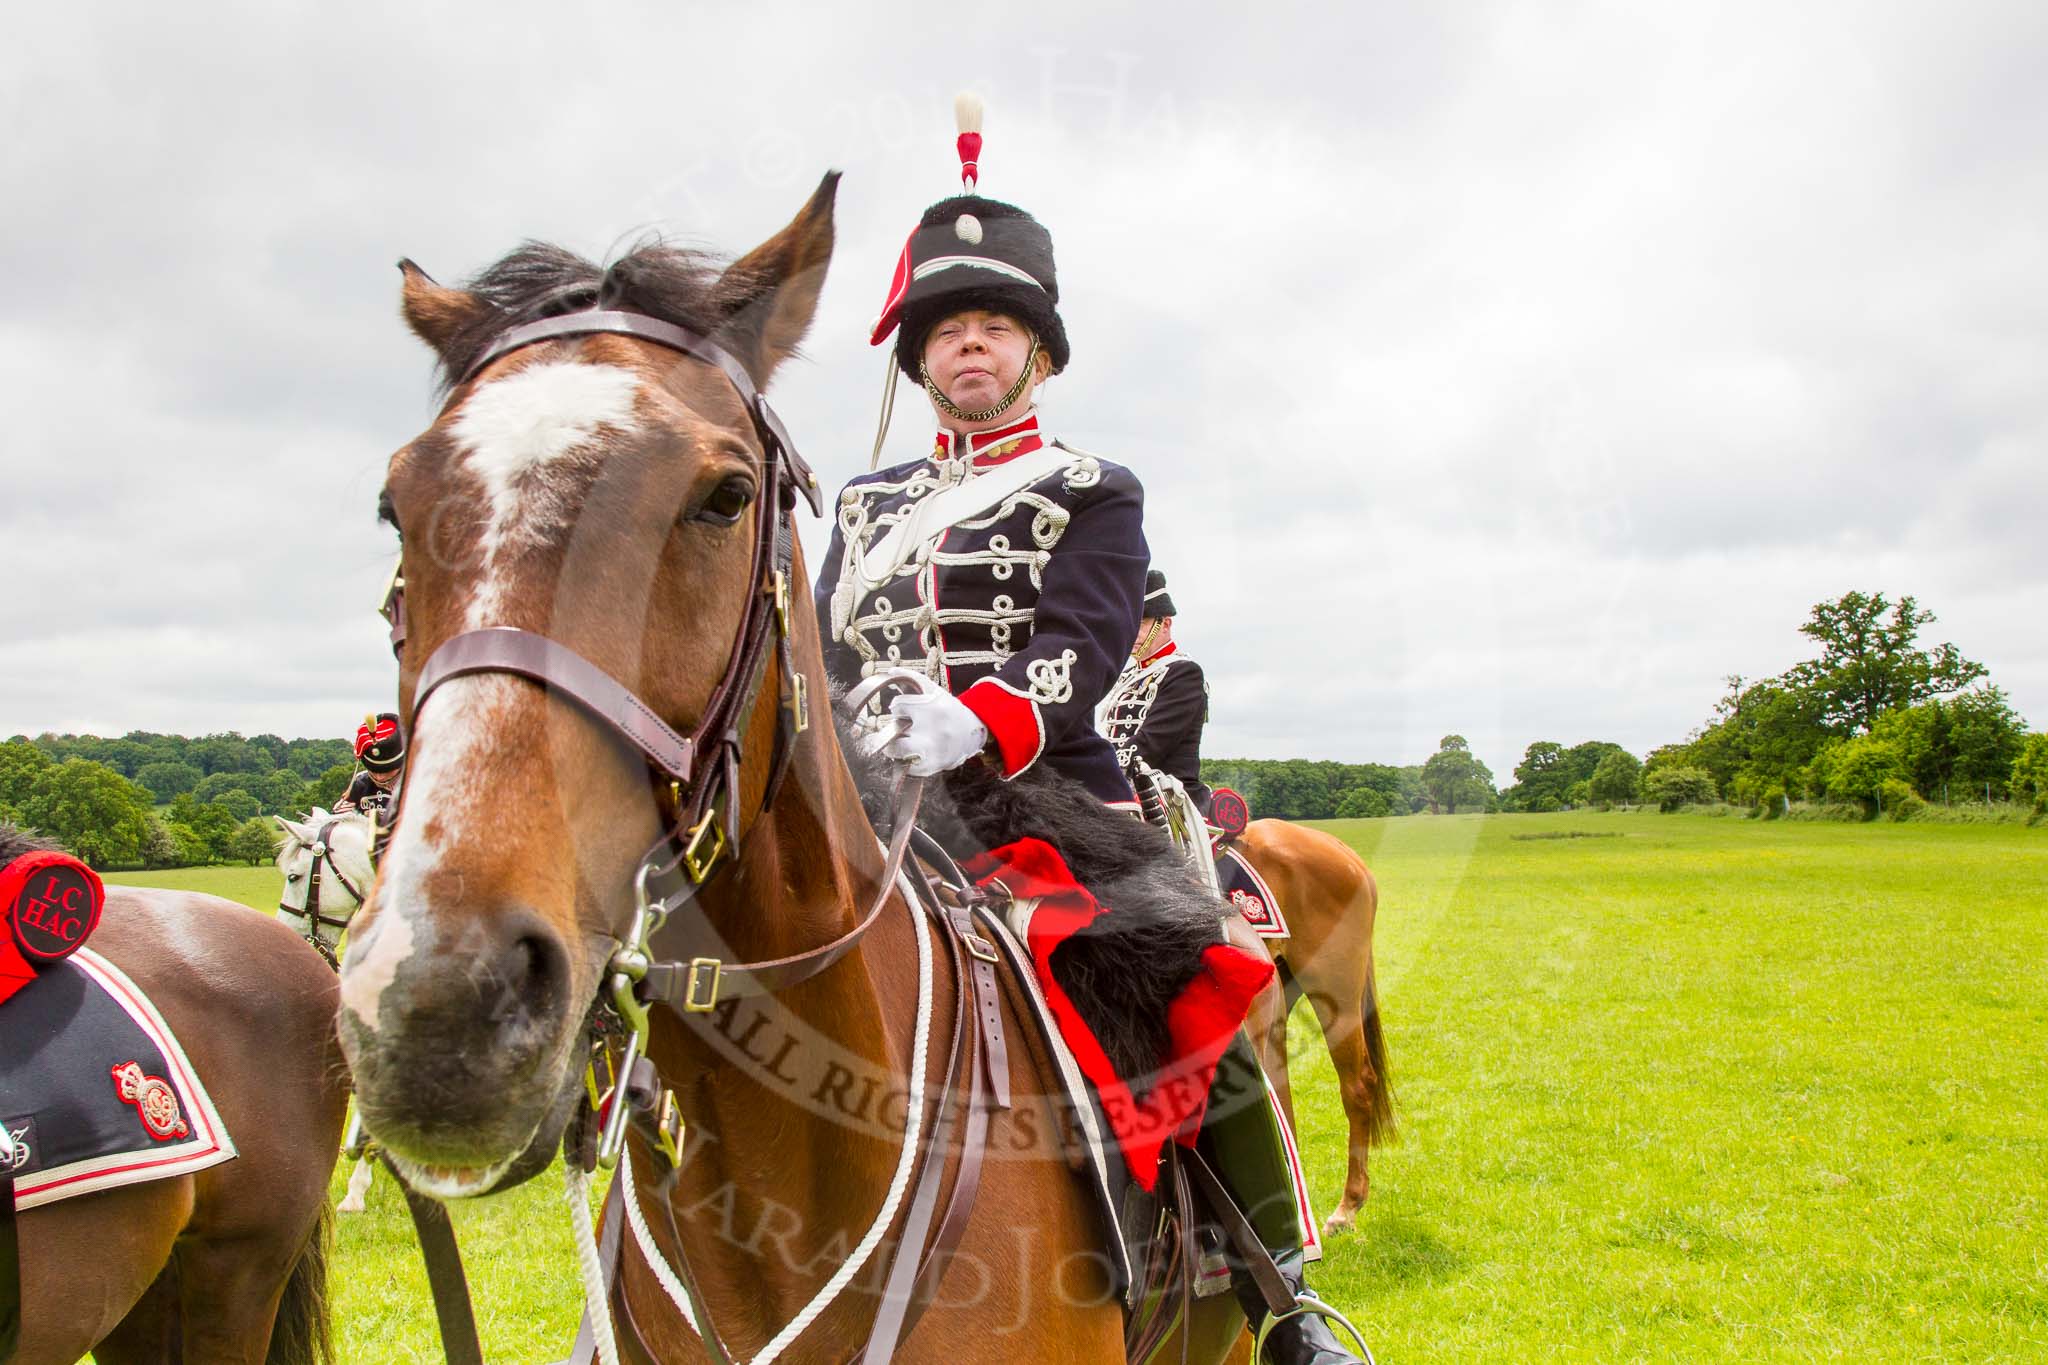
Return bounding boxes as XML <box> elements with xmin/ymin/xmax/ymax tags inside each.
<box><xmin>1</xmin><ymin>850</ymin><xmax>105</xmax><ymax>964</ymax></box>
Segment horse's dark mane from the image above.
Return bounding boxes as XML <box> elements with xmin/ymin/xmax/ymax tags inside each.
<box><xmin>0</xmin><ymin>823</ymin><xmax>61</xmax><ymax>864</ymax></box>
<box><xmin>433</xmin><ymin>239</ymin><xmax>729</xmax><ymax>392</ymax></box>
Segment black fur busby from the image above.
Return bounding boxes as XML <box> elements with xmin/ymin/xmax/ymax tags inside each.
<box><xmin>1142</xmin><ymin>570</ymin><xmax>1178</xmax><ymax>620</ymax></box>
<box><xmin>872</xmin><ymin>193</ymin><xmax>1070</xmax><ymax>381</ymax></box>
<box><xmin>355</xmin><ymin>711</ymin><xmax>405</xmax><ymax>774</ymax></box>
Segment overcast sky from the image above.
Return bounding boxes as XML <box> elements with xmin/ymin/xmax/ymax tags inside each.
<box><xmin>3</xmin><ymin>1</ymin><xmax>2042</xmax><ymax>782</ymax></box>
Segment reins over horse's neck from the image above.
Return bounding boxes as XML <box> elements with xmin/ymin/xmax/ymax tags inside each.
<box><xmin>642</xmin><ymin>595</ymin><xmax>928</xmax><ymax>1350</ymax></box>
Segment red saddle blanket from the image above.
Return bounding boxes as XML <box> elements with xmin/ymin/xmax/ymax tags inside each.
<box><xmin>2</xmin><ymin>948</ymin><xmax>236</xmax><ymax>1211</ymax></box>
<box><xmin>962</xmin><ymin>837</ymin><xmax>1273</xmax><ymax>1191</ymax></box>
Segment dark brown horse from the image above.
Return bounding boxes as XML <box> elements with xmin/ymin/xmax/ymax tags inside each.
<box><xmin>1234</xmin><ymin>820</ymin><xmax>1394</xmax><ymax>1236</ymax></box>
<box><xmin>336</xmin><ymin>176</ymin><xmax>1257</xmax><ymax>1360</ymax></box>
<box><xmin>5</xmin><ymin>833</ymin><xmax>346</xmax><ymax>1364</ymax></box>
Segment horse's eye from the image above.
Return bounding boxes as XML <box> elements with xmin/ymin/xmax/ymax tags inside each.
<box><xmin>287</xmin><ymin>872</ymin><xmax>304</xmax><ymax>883</ymax></box>
<box><xmin>693</xmin><ymin>476</ymin><xmax>755</xmax><ymax>527</ymax></box>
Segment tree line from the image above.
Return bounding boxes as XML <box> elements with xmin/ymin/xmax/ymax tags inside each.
<box><xmin>0</xmin><ymin>730</ymin><xmax>357</xmax><ymax>869</ymax></box>
<box><xmin>1635</xmin><ymin>592</ymin><xmax>2043</xmax><ymax>817</ymax></box>
<box><xmin>1212</xmin><ymin>591</ymin><xmax>2043</xmax><ymax>823</ymax></box>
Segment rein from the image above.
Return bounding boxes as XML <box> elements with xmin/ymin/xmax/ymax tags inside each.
<box><xmin>382</xmin><ymin>309</ymin><xmax>1005</xmax><ymax>1363</ymax></box>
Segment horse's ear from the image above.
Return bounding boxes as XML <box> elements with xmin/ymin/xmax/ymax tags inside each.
<box><xmin>399</xmin><ymin>259</ymin><xmax>492</xmax><ymax>359</ymax></box>
<box><xmin>274</xmin><ymin>814</ymin><xmax>306</xmax><ymax>843</ymax></box>
<box><xmin>712</xmin><ymin>171</ymin><xmax>839</xmax><ymax>389</ymax></box>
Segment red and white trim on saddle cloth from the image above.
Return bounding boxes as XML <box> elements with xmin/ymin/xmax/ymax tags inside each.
<box><xmin>10</xmin><ymin>948</ymin><xmax>235</xmax><ymax>1212</ymax></box>
<box><xmin>1220</xmin><ymin>847</ymin><xmax>1288</xmax><ymax>939</ymax></box>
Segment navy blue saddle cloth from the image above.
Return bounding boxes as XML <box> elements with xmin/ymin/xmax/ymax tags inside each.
<box><xmin>1</xmin><ymin>948</ymin><xmax>234</xmax><ymax>1212</ymax></box>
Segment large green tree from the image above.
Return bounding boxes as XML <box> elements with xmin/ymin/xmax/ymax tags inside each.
<box><xmin>22</xmin><ymin>759</ymin><xmax>154</xmax><ymax>867</ymax></box>
<box><xmin>1421</xmin><ymin>735</ymin><xmax>1495</xmax><ymax>814</ymax></box>
<box><xmin>1588</xmin><ymin>749</ymin><xmax>1643</xmax><ymax>805</ymax></box>
<box><xmin>1787</xmin><ymin>591</ymin><xmax>1987</xmax><ymax>734</ymax></box>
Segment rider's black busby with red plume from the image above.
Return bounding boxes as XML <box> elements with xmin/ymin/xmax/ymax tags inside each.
<box><xmin>869</xmin><ymin>94</ymin><xmax>1069</xmax><ymax>379</ymax></box>
<box><xmin>354</xmin><ymin>712</ymin><xmax>405</xmax><ymax>774</ymax></box>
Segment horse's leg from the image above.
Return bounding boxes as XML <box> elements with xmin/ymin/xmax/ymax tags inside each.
<box><xmin>172</xmin><ymin>1230</ymin><xmax>301</xmax><ymax>1362</ymax></box>
<box><xmin>1307</xmin><ymin>973</ymin><xmax>1387</xmax><ymax>1237</ymax></box>
<box><xmin>10</xmin><ymin>1179</ymin><xmax>188</xmax><ymax>1365</ymax></box>
<box><xmin>90</xmin><ymin>1266</ymin><xmax>180</xmax><ymax>1364</ymax></box>
<box><xmin>337</xmin><ymin>1154</ymin><xmax>374</xmax><ymax>1213</ymax></box>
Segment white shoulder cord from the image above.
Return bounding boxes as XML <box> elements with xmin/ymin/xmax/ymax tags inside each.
<box><xmin>869</xmin><ymin>349</ymin><xmax>900</xmax><ymax>470</ymax></box>
<box><xmin>604</xmin><ymin>864</ymin><xmax>936</xmax><ymax>1363</ymax></box>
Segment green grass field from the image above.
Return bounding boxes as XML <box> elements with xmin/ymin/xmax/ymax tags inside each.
<box><xmin>98</xmin><ymin>812</ymin><xmax>2048</xmax><ymax>1361</ymax></box>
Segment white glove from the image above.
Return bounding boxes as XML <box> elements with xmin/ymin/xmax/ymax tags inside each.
<box><xmin>844</xmin><ymin>668</ymin><xmax>989</xmax><ymax>777</ymax></box>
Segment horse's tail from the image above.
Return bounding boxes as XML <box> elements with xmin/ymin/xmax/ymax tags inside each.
<box><xmin>267</xmin><ymin>1200</ymin><xmax>334</xmax><ymax>1365</ymax></box>
<box><xmin>1354</xmin><ymin>865</ymin><xmax>1397</xmax><ymax>1148</ymax></box>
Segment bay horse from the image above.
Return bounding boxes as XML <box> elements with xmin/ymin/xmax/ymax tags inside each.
<box><xmin>1232</xmin><ymin>821</ymin><xmax>1393</xmax><ymax>1236</ymax></box>
<box><xmin>336</xmin><ymin>175</ymin><xmax>1256</xmax><ymax>1361</ymax></box>
<box><xmin>3</xmin><ymin>829</ymin><xmax>346</xmax><ymax>1364</ymax></box>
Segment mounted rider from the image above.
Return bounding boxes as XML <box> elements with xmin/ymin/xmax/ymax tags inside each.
<box><xmin>334</xmin><ymin>711</ymin><xmax>404</xmax><ymax>816</ymax></box>
<box><xmin>816</xmin><ymin>101</ymin><xmax>1363</xmax><ymax>1365</ymax></box>
<box><xmin>1101</xmin><ymin>569</ymin><xmax>1214</xmax><ymax>812</ymax></box>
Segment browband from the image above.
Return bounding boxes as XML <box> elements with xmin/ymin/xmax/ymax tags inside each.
<box><xmin>456</xmin><ymin>309</ymin><xmax>822</xmax><ymax>516</ymax></box>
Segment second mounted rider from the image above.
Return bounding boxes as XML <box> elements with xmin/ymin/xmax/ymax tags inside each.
<box><xmin>334</xmin><ymin>711</ymin><xmax>404</xmax><ymax>816</ymax></box>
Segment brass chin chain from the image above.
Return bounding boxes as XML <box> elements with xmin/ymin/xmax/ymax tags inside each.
<box><xmin>921</xmin><ymin>338</ymin><xmax>1042</xmax><ymax>425</ymax></box>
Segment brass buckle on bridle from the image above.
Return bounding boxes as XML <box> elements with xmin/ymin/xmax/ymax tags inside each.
<box><xmin>680</xmin><ymin>807</ymin><xmax>728</xmax><ymax>884</ymax></box>
<box><xmin>681</xmin><ymin>957</ymin><xmax>722</xmax><ymax>1013</ymax></box>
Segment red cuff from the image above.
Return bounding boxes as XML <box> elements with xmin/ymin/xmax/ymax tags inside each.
<box><xmin>960</xmin><ymin>679</ymin><xmax>1045</xmax><ymax>777</ymax></box>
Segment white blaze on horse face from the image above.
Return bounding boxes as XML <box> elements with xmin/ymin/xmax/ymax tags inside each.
<box><xmin>449</xmin><ymin>359</ymin><xmax>644</xmax><ymax>629</ymax></box>
<box><xmin>345</xmin><ymin>361</ymin><xmax>643</xmax><ymax>1034</ymax></box>
<box><xmin>339</xmin><ymin>674</ymin><xmax>516</xmax><ymax>1032</ymax></box>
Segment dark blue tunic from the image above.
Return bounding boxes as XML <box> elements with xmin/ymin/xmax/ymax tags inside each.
<box><xmin>815</xmin><ymin>413</ymin><xmax>1148</xmax><ymax>804</ymax></box>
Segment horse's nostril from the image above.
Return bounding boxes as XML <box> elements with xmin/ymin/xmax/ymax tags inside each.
<box><xmin>485</xmin><ymin>914</ymin><xmax>569</xmax><ymax>1036</ymax></box>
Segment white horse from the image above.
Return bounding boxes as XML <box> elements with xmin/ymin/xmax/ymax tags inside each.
<box><xmin>274</xmin><ymin>807</ymin><xmax>380</xmax><ymax>1212</ymax></box>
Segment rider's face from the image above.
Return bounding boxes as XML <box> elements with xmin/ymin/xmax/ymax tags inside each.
<box><xmin>370</xmin><ymin>768</ymin><xmax>399</xmax><ymax>789</ymax></box>
<box><xmin>922</xmin><ymin>311</ymin><xmax>1046</xmax><ymax>430</ymax></box>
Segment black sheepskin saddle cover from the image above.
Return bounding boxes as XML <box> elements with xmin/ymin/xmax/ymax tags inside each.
<box><xmin>845</xmin><ymin>725</ymin><xmax>1265</xmax><ymax>1098</ymax></box>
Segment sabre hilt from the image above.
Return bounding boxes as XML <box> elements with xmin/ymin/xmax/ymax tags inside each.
<box><xmin>1127</xmin><ymin>761</ymin><xmax>1169</xmax><ymax>830</ymax></box>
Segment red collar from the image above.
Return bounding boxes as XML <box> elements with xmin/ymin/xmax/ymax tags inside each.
<box><xmin>1138</xmin><ymin>641</ymin><xmax>1179</xmax><ymax>667</ymax></box>
<box><xmin>933</xmin><ymin>412</ymin><xmax>1044</xmax><ymax>467</ymax></box>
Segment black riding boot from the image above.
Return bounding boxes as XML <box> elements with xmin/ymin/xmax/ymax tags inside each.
<box><xmin>1197</xmin><ymin>1033</ymin><xmax>1367</xmax><ymax>1365</ymax></box>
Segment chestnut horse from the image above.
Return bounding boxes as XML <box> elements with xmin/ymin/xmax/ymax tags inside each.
<box><xmin>337</xmin><ymin>176</ymin><xmax>1253</xmax><ymax>1361</ymax></box>
<box><xmin>1233</xmin><ymin>821</ymin><xmax>1393</xmax><ymax>1236</ymax></box>
<box><xmin>4</xmin><ymin>832</ymin><xmax>346</xmax><ymax>1363</ymax></box>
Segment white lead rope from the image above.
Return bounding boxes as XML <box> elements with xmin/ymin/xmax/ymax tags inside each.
<box><xmin>565</xmin><ymin>1162</ymin><xmax>620</xmax><ymax>1365</ymax></box>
